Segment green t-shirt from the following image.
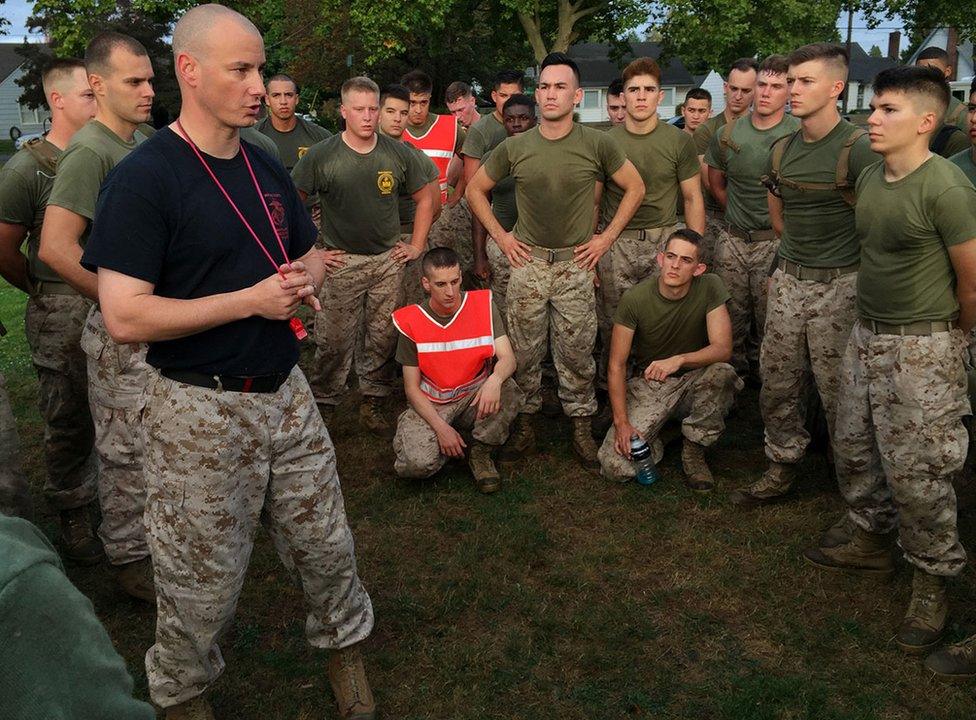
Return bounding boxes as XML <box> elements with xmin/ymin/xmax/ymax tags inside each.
<box><xmin>46</xmin><ymin>120</ymin><xmax>148</xmax><ymax>251</ymax></box>
<box><xmin>694</xmin><ymin>113</ymin><xmax>729</xmax><ymax>213</ymax></box>
<box><xmin>946</xmin><ymin>95</ymin><xmax>967</xmax><ymax>129</ymax></box>
<box><xmin>855</xmin><ymin>156</ymin><xmax>976</xmax><ymax>324</ymax></box>
<box><xmin>933</xmin><ymin>123</ymin><xmax>971</xmax><ymax>158</ymax></box>
<box><xmin>240</xmin><ymin>126</ymin><xmax>282</xmax><ymax>161</ymax></box>
<box><xmin>614</xmin><ymin>273</ymin><xmax>729</xmax><ymax>368</ymax></box>
<box><xmin>483</xmin><ymin>124</ymin><xmax>626</xmax><ymax>249</ymax></box>
<box><xmin>254</xmin><ymin>116</ymin><xmax>332</xmax><ymax>170</ymax></box>
<box><xmin>482</xmin><ymin>145</ymin><xmax>517</xmax><ymax>232</ymax></box>
<box><xmin>771</xmin><ymin>119</ymin><xmax>879</xmax><ymax>268</ymax></box>
<box><xmin>705</xmin><ymin>114</ymin><xmax>801</xmax><ymax>231</ymax></box>
<box><xmin>292</xmin><ymin>133</ymin><xmax>429</xmax><ymax>254</ymax></box>
<box><xmin>949</xmin><ymin>147</ymin><xmax>976</xmax><ymax>187</ymax></box>
<box><xmin>398</xmin><ymin>143</ymin><xmax>439</xmax><ymax>226</ymax></box>
<box><xmin>0</xmin><ymin>516</ymin><xmax>156</xmax><ymax>720</ymax></box>
<box><xmin>461</xmin><ymin>112</ymin><xmax>506</xmax><ymax>160</ymax></box>
<box><xmin>602</xmin><ymin>122</ymin><xmax>700</xmax><ymax>229</ymax></box>
<box><xmin>396</xmin><ymin>295</ymin><xmax>506</xmax><ymax>366</ymax></box>
<box><xmin>0</xmin><ymin>138</ymin><xmax>62</xmax><ymax>285</ymax></box>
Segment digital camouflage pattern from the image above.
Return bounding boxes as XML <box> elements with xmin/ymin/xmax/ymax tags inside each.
<box><xmin>428</xmin><ymin>199</ymin><xmax>473</xmax><ymax>272</ymax></box>
<box><xmin>834</xmin><ymin>323</ymin><xmax>968</xmax><ymax>577</ymax></box>
<box><xmin>400</xmin><ymin>232</ymin><xmax>427</xmax><ymax>308</ymax></box>
<box><xmin>141</xmin><ymin>368</ymin><xmax>373</xmax><ymax>708</ymax></box>
<box><xmin>598</xmin><ymin>364</ymin><xmax>741</xmax><ymax>480</ymax></box>
<box><xmin>712</xmin><ymin>229</ymin><xmax>779</xmax><ymax>375</ymax></box>
<box><xmin>0</xmin><ymin>372</ymin><xmax>33</xmax><ymax>520</ymax></box>
<box><xmin>309</xmin><ymin>248</ymin><xmax>402</xmax><ymax>407</ymax></box>
<box><xmin>506</xmin><ymin>259</ymin><xmax>597</xmax><ymax>417</ymax></box>
<box><xmin>759</xmin><ymin>269</ymin><xmax>857</xmax><ymax>464</ymax></box>
<box><xmin>393</xmin><ymin>377</ymin><xmax>522</xmax><ymax>477</ymax></box>
<box><xmin>485</xmin><ymin>239</ymin><xmax>511</xmax><ymax>317</ymax></box>
<box><xmin>24</xmin><ymin>294</ymin><xmax>97</xmax><ymax>510</ymax></box>
<box><xmin>80</xmin><ymin>308</ymin><xmax>150</xmax><ymax>566</ymax></box>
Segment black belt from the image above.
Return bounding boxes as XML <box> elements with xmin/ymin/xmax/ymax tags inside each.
<box><xmin>161</xmin><ymin>369</ymin><xmax>290</xmax><ymax>393</ymax></box>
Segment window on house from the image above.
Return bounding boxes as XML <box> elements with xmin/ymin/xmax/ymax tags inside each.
<box><xmin>856</xmin><ymin>83</ymin><xmax>865</xmax><ymax>109</ymax></box>
<box><xmin>18</xmin><ymin>105</ymin><xmax>49</xmax><ymax>125</ymax></box>
<box><xmin>660</xmin><ymin>88</ymin><xmax>674</xmax><ymax>107</ymax></box>
<box><xmin>583</xmin><ymin>89</ymin><xmax>601</xmax><ymax>109</ymax></box>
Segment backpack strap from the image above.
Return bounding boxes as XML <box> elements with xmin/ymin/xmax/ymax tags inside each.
<box><xmin>759</xmin><ymin>130</ymin><xmax>798</xmax><ymax>198</ymax></box>
<box><xmin>23</xmin><ymin>136</ymin><xmax>58</xmax><ymax>176</ymax></box>
<box><xmin>717</xmin><ymin>117</ymin><xmax>741</xmax><ymax>164</ymax></box>
<box><xmin>834</xmin><ymin>127</ymin><xmax>868</xmax><ymax>206</ymax></box>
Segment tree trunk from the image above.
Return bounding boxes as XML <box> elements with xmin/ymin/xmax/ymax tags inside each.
<box><xmin>518</xmin><ymin>11</ymin><xmax>549</xmax><ymax>63</ymax></box>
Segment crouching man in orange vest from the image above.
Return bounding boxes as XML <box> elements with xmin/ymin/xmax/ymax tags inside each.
<box><xmin>391</xmin><ymin>247</ymin><xmax>522</xmax><ymax>492</ymax></box>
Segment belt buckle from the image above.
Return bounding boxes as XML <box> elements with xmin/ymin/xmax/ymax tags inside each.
<box><xmin>214</xmin><ymin>375</ymin><xmax>223</xmax><ymax>392</ymax></box>
<box><xmin>637</xmin><ymin>229</ymin><xmax>646</xmax><ymax>241</ymax></box>
<box><xmin>547</xmin><ymin>249</ymin><xmax>556</xmax><ymax>264</ymax></box>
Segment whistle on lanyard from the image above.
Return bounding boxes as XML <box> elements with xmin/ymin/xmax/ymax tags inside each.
<box><xmin>289</xmin><ymin>316</ymin><xmax>308</xmax><ymax>341</ymax></box>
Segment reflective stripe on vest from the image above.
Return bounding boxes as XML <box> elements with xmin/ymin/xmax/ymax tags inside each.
<box><xmin>391</xmin><ymin>289</ymin><xmax>495</xmax><ymax>404</ymax></box>
<box><xmin>402</xmin><ymin>114</ymin><xmax>458</xmax><ymax>203</ymax></box>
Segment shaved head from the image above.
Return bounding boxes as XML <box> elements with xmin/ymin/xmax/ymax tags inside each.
<box><xmin>172</xmin><ymin>3</ymin><xmax>260</xmax><ymax>60</ymax></box>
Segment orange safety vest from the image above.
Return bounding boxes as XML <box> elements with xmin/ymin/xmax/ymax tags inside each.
<box><xmin>402</xmin><ymin>113</ymin><xmax>457</xmax><ymax>203</ymax></box>
<box><xmin>391</xmin><ymin>290</ymin><xmax>495</xmax><ymax>403</ymax></box>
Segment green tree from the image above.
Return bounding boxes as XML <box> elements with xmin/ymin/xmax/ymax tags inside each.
<box><xmin>868</xmin><ymin>44</ymin><xmax>883</xmax><ymax>57</ymax></box>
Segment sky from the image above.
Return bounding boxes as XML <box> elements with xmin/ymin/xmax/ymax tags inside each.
<box><xmin>1</xmin><ymin>1</ymin><xmax>905</xmax><ymax>52</ymax></box>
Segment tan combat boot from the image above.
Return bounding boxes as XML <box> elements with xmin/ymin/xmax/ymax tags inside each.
<box><xmin>469</xmin><ymin>441</ymin><xmax>501</xmax><ymax>494</ymax></box>
<box><xmin>681</xmin><ymin>439</ymin><xmax>713</xmax><ymax>493</ymax></box>
<box><xmin>925</xmin><ymin>633</ymin><xmax>976</xmax><ymax>679</ymax></box>
<box><xmin>818</xmin><ymin>513</ymin><xmax>857</xmax><ymax>549</ymax></box>
<box><xmin>317</xmin><ymin>401</ymin><xmax>335</xmax><ymax>429</ymax></box>
<box><xmin>571</xmin><ymin>417</ymin><xmax>600</xmax><ymax>469</ymax></box>
<box><xmin>359</xmin><ymin>397</ymin><xmax>391</xmax><ymax>437</ymax></box>
<box><xmin>503</xmin><ymin>413</ymin><xmax>535</xmax><ymax>458</ymax></box>
<box><xmin>897</xmin><ymin>570</ymin><xmax>948</xmax><ymax>654</ymax></box>
<box><xmin>59</xmin><ymin>504</ymin><xmax>103</xmax><ymax>565</ymax></box>
<box><xmin>328</xmin><ymin>643</ymin><xmax>376</xmax><ymax>720</ymax></box>
<box><xmin>165</xmin><ymin>695</ymin><xmax>215</xmax><ymax>720</ymax></box>
<box><xmin>729</xmin><ymin>461</ymin><xmax>795</xmax><ymax>507</ymax></box>
<box><xmin>116</xmin><ymin>556</ymin><xmax>155</xmax><ymax>604</ymax></box>
<box><xmin>802</xmin><ymin>526</ymin><xmax>895</xmax><ymax>578</ymax></box>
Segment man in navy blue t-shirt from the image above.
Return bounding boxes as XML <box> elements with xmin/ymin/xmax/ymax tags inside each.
<box><xmin>81</xmin><ymin>6</ymin><xmax>375</xmax><ymax>719</ymax></box>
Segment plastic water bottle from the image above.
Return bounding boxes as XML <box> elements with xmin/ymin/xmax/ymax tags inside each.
<box><xmin>630</xmin><ymin>434</ymin><xmax>659</xmax><ymax>486</ymax></box>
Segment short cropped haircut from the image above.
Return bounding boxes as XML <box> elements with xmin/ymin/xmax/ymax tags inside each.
<box><xmin>540</xmin><ymin>52</ymin><xmax>580</xmax><ymax>86</ymax></box>
<box><xmin>340</xmin><ymin>76</ymin><xmax>379</xmax><ymax>104</ymax></box>
<box><xmin>665</xmin><ymin>228</ymin><xmax>704</xmax><ymax>257</ymax></box>
<box><xmin>400</xmin><ymin>70</ymin><xmax>433</xmax><ymax>96</ymax></box>
<box><xmin>788</xmin><ymin>43</ymin><xmax>849</xmax><ymax>79</ymax></box>
<box><xmin>42</xmin><ymin>57</ymin><xmax>86</xmax><ymax>96</ymax></box>
<box><xmin>685</xmin><ymin>87</ymin><xmax>712</xmax><ymax>103</ymax></box>
<box><xmin>84</xmin><ymin>31</ymin><xmax>148</xmax><ymax>76</ymax></box>
<box><xmin>622</xmin><ymin>57</ymin><xmax>662</xmax><ymax>85</ymax></box>
<box><xmin>728</xmin><ymin>57</ymin><xmax>759</xmax><ymax>76</ymax></box>
<box><xmin>503</xmin><ymin>94</ymin><xmax>535</xmax><ymax>112</ymax></box>
<box><xmin>760</xmin><ymin>54</ymin><xmax>789</xmax><ymax>76</ymax></box>
<box><xmin>916</xmin><ymin>46</ymin><xmax>950</xmax><ymax>64</ymax></box>
<box><xmin>872</xmin><ymin>65</ymin><xmax>950</xmax><ymax>116</ymax></box>
<box><xmin>445</xmin><ymin>81</ymin><xmax>472</xmax><ymax>104</ymax></box>
<box><xmin>422</xmin><ymin>247</ymin><xmax>460</xmax><ymax>276</ymax></box>
<box><xmin>380</xmin><ymin>83</ymin><xmax>410</xmax><ymax>106</ymax></box>
<box><xmin>267</xmin><ymin>73</ymin><xmax>298</xmax><ymax>92</ymax></box>
<box><xmin>607</xmin><ymin>78</ymin><xmax>624</xmax><ymax>97</ymax></box>
<box><xmin>493</xmin><ymin>69</ymin><xmax>524</xmax><ymax>90</ymax></box>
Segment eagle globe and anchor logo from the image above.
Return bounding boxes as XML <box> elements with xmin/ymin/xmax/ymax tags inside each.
<box><xmin>376</xmin><ymin>170</ymin><xmax>395</xmax><ymax>195</ymax></box>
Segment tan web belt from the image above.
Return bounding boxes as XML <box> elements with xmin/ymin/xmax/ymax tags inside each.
<box><xmin>862</xmin><ymin>319</ymin><xmax>953</xmax><ymax>337</ymax></box>
<box><xmin>527</xmin><ymin>245</ymin><xmax>576</xmax><ymax>264</ymax></box>
<box><xmin>616</xmin><ymin>226</ymin><xmax>671</xmax><ymax>241</ymax></box>
<box><xmin>33</xmin><ymin>280</ymin><xmax>78</xmax><ymax>296</ymax></box>
<box><xmin>726</xmin><ymin>224</ymin><xmax>776</xmax><ymax>243</ymax></box>
<box><xmin>777</xmin><ymin>258</ymin><xmax>858</xmax><ymax>283</ymax></box>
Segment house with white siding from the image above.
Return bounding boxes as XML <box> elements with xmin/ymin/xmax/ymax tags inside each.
<box><xmin>0</xmin><ymin>43</ymin><xmax>49</xmax><ymax>141</ymax></box>
<box><xmin>905</xmin><ymin>27</ymin><xmax>975</xmax><ymax>102</ymax></box>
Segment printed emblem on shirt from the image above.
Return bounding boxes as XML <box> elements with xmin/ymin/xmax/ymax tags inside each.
<box><xmin>263</xmin><ymin>193</ymin><xmax>290</xmax><ymax>242</ymax></box>
<box><xmin>298</xmin><ymin>146</ymin><xmax>309</xmax><ymax>159</ymax></box>
<box><xmin>377</xmin><ymin>170</ymin><xmax>395</xmax><ymax>195</ymax></box>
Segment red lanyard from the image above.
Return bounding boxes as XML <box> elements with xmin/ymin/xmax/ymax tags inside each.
<box><xmin>175</xmin><ymin>119</ymin><xmax>307</xmax><ymax>341</ymax></box>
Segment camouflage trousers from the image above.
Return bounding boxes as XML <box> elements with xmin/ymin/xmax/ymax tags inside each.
<box><xmin>0</xmin><ymin>372</ymin><xmax>33</xmax><ymax>520</ymax></box>
<box><xmin>598</xmin><ymin>364</ymin><xmax>741</xmax><ymax>480</ymax></box>
<box><xmin>506</xmin><ymin>256</ymin><xmax>598</xmax><ymax>417</ymax></box>
<box><xmin>401</xmin><ymin>230</ymin><xmax>428</xmax><ymax>308</ymax></box>
<box><xmin>486</xmin><ymin>239</ymin><xmax>511</xmax><ymax>317</ymax></box>
<box><xmin>80</xmin><ymin>308</ymin><xmax>150</xmax><ymax>566</ymax></box>
<box><xmin>713</xmin><ymin>230</ymin><xmax>779</xmax><ymax>375</ymax></box>
<box><xmin>309</xmin><ymin>248</ymin><xmax>402</xmax><ymax>406</ymax></box>
<box><xmin>428</xmin><ymin>199</ymin><xmax>473</xmax><ymax>271</ymax></box>
<box><xmin>393</xmin><ymin>377</ymin><xmax>523</xmax><ymax>477</ymax></box>
<box><xmin>835</xmin><ymin>321</ymin><xmax>969</xmax><ymax>576</ymax></box>
<box><xmin>759</xmin><ymin>269</ymin><xmax>857</xmax><ymax>464</ymax></box>
<box><xmin>596</xmin><ymin>225</ymin><xmax>679</xmax><ymax>380</ymax></box>
<box><xmin>699</xmin><ymin>209</ymin><xmax>724</xmax><ymax>268</ymax></box>
<box><xmin>142</xmin><ymin>368</ymin><xmax>373</xmax><ymax>707</ymax></box>
<box><xmin>24</xmin><ymin>293</ymin><xmax>97</xmax><ymax>511</ymax></box>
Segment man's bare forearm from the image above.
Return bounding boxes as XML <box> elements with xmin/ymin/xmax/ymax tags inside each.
<box><xmin>0</xmin><ymin>226</ymin><xmax>32</xmax><ymax>294</ymax></box>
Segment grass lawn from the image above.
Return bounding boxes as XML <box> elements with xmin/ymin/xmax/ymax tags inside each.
<box><xmin>2</xmin><ymin>282</ymin><xmax>975</xmax><ymax>719</ymax></box>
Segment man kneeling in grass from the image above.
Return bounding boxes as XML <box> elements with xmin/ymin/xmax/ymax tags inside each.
<box><xmin>392</xmin><ymin>247</ymin><xmax>522</xmax><ymax>492</ymax></box>
<box><xmin>598</xmin><ymin>228</ymin><xmax>741</xmax><ymax>491</ymax></box>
